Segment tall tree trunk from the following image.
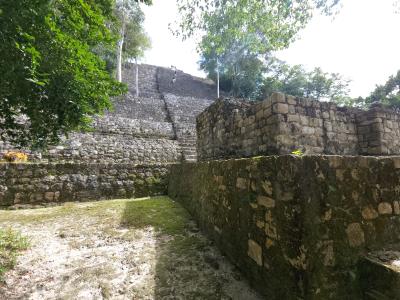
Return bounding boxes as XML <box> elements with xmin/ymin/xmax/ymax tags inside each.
<box><xmin>135</xmin><ymin>57</ymin><xmax>139</xmax><ymax>97</ymax></box>
<box><xmin>116</xmin><ymin>2</ymin><xmax>126</xmax><ymax>83</ymax></box>
<box><xmin>116</xmin><ymin>36</ymin><xmax>124</xmax><ymax>82</ymax></box>
<box><xmin>217</xmin><ymin>57</ymin><xmax>220</xmax><ymax>98</ymax></box>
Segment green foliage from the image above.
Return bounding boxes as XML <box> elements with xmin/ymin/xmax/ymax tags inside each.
<box><xmin>121</xmin><ymin>197</ymin><xmax>190</xmax><ymax>235</ymax></box>
<box><xmin>291</xmin><ymin>149</ymin><xmax>304</xmax><ymax>156</ymax></box>
<box><xmin>0</xmin><ymin>228</ymin><xmax>29</xmax><ymax>279</ymax></box>
<box><xmin>364</xmin><ymin>70</ymin><xmax>400</xmax><ymax>109</ymax></box>
<box><xmin>199</xmin><ymin>39</ymin><xmax>265</xmax><ymax>99</ymax></box>
<box><xmin>0</xmin><ymin>0</ymin><xmax>126</xmax><ymax>149</ymax></box>
<box><xmin>262</xmin><ymin>58</ymin><xmax>351</xmax><ymax>103</ymax></box>
<box><xmin>176</xmin><ymin>0</ymin><xmax>341</xmax><ymax>53</ymax></box>
<box><xmin>120</xmin><ymin>5</ymin><xmax>151</xmax><ymax>61</ymax></box>
<box><xmin>187</xmin><ymin>0</ymin><xmax>347</xmax><ymax>102</ymax></box>
<box><xmin>200</xmin><ymin>50</ymin><xmax>351</xmax><ymax>102</ymax></box>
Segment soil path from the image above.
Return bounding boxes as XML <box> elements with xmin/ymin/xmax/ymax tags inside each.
<box><xmin>0</xmin><ymin>197</ymin><xmax>262</xmax><ymax>300</ymax></box>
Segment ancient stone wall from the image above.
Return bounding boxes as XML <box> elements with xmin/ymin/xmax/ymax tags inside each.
<box><xmin>0</xmin><ymin>162</ymin><xmax>170</xmax><ymax>208</ymax></box>
<box><xmin>197</xmin><ymin>93</ymin><xmax>400</xmax><ymax>160</ymax></box>
<box><xmin>168</xmin><ymin>155</ymin><xmax>400</xmax><ymax>299</ymax></box>
<box><xmin>157</xmin><ymin>67</ymin><xmax>218</xmax><ymax>99</ymax></box>
<box><xmin>1</xmin><ymin>64</ymin><xmax>218</xmax><ymax>163</ymax></box>
<box><xmin>163</xmin><ymin>93</ymin><xmax>215</xmax><ymax>161</ymax></box>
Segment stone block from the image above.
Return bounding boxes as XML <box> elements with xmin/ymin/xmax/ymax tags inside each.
<box><xmin>272</xmin><ymin>103</ymin><xmax>289</xmax><ymax>114</ymax></box>
<box><xmin>247</xmin><ymin>239</ymin><xmax>262</xmax><ymax>266</ymax></box>
<box><xmin>346</xmin><ymin>223</ymin><xmax>365</xmax><ymax>247</ymax></box>
<box><xmin>361</xmin><ymin>206</ymin><xmax>379</xmax><ymax>220</ymax></box>
<box><xmin>257</xmin><ymin>196</ymin><xmax>275</xmax><ymax>208</ymax></box>
<box><xmin>378</xmin><ymin>202</ymin><xmax>392</xmax><ymax>215</ymax></box>
<box><xmin>270</xmin><ymin>92</ymin><xmax>286</xmax><ymax>103</ymax></box>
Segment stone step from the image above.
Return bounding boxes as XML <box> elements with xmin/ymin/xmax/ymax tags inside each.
<box><xmin>180</xmin><ymin>139</ymin><xmax>197</xmax><ymax>143</ymax></box>
<box><xmin>358</xmin><ymin>249</ymin><xmax>400</xmax><ymax>299</ymax></box>
<box><xmin>184</xmin><ymin>156</ymin><xmax>197</xmax><ymax>161</ymax></box>
<box><xmin>182</xmin><ymin>151</ymin><xmax>196</xmax><ymax>156</ymax></box>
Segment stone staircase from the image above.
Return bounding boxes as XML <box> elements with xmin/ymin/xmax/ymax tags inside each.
<box><xmin>120</xmin><ymin>63</ymin><xmax>218</xmax><ymax>162</ymax></box>
<box><xmin>0</xmin><ymin>63</ymin><xmax>217</xmax><ymax>163</ymax></box>
<box><xmin>161</xmin><ymin>93</ymin><xmax>215</xmax><ymax>162</ymax></box>
<box><xmin>123</xmin><ymin>63</ymin><xmax>160</xmax><ymax>98</ymax></box>
<box><xmin>177</xmin><ymin>135</ymin><xmax>198</xmax><ymax>162</ymax></box>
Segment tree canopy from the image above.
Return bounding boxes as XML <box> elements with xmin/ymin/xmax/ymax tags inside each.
<box><xmin>176</xmin><ymin>0</ymin><xmax>347</xmax><ymax>102</ymax></box>
<box><xmin>176</xmin><ymin>0</ymin><xmax>341</xmax><ymax>54</ymax></box>
<box><xmin>261</xmin><ymin>58</ymin><xmax>351</xmax><ymax>104</ymax></box>
<box><xmin>360</xmin><ymin>70</ymin><xmax>400</xmax><ymax>110</ymax></box>
<box><xmin>0</xmin><ymin>0</ymin><xmax>130</xmax><ymax>148</ymax></box>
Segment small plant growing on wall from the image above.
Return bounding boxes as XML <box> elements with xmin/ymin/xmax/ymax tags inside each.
<box><xmin>291</xmin><ymin>149</ymin><xmax>304</xmax><ymax>156</ymax></box>
<box><xmin>3</xmin><ymin>152</ymin><xmax>28</xmax><ymax>163</ymax></box>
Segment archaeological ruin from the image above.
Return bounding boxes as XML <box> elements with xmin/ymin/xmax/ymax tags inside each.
<box><xmin>2</xmin><ymin>64</ymin><xmax>400</xmax><ymax>299</ymax></box>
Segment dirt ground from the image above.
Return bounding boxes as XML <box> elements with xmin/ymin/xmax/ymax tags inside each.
<box><xmin>0</xmin><ymin>197</ymin><xmax>263</xmax><ymax>300</ymax></box>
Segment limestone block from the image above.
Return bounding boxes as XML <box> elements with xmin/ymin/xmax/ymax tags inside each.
<box><xmin>257</xmin><ymin>196</ymin><xmax>275</xmax><ymax>208</ymax></box>
<box><xmin>247</xmin><ymin>239</ymin><xmax>263</xmax><ymax>266</ymax></box>
<box><xmin>270</xmin><ymin>92</ymin><xmax>286</xmax><ymax>103</ymax></box>
<box><xmin>44</xmin><ymin>192</ymin><xmax>55</xmax><ymax>201</ymax></box>
<box><xmin>361</xmin><ymin>206</ymin><xmax>379</xmax><ymax>220</ymax></box>
<box><xmin>272</xmin><ymin>103</ymin><xmax>289</xmax><ymax>114</ymax></box>
<box><xmin>378</xmin><ymin>202</ymin><xmax>393</xmax><ymax>215</ymax></box>
<box><xmin>346</xmin><ymin>223</ymin><xmax>365</xmax><ymax>247</ymax></box>
<box><xmin>236</xmin><ymin>178</ymin><xmax>248</xmax><ymax>190</ymax></box>
<box><xmin>394</xmin><ymin>201</ymin><xmax>400</xmax><ymax>215</ymax></box>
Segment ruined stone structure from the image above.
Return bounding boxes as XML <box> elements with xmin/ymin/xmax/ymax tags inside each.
<box><xmin>169</xmin><ymin>155</ymin><xmax>400</xmax><ymax>299</ymax></box>
<box><xmin>0</xmin><ymin>162</ymin><xmax>169</xmax><ymax>207</ymax></box>
<box><xmin>3</xmin><ymin>71</ymin><xmax>400</xmax><ymax>299</ymax></box>
<box><xmin>0</xmin><ymin>64</ymin><xmax>216</xmax><ymax>163</ymax></box>
<box><xmin>197</xmin><ymin>92</ymin><xmax>400</xmax><ymax>160</ymax></box>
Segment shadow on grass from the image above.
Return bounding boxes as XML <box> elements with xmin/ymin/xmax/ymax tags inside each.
<box><xmin>120</xmin><ymin>196</ymin><xmax>247</xmax><ymax>300</ymax></box>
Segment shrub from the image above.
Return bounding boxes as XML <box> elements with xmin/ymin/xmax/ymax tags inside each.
<box><xmin>3</xmin><ymin>151</ymin><xmax>28</xmax><ymax>163</ymax></box>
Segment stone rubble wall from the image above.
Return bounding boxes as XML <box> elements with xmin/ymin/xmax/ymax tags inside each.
<box><xmin>157</xmin><ymin>67</ymin><xmax>218</xmax><ymax>99</ymax></box>
<box><xmin>1</xmin><ymin>64</ymin><xmax>218</xmax><ymax>163</ymax></box>
<box><xmin>0</xmin><ymin>162</ymin><xmax>170</xmax><ymax>208</ymax></box>
<box><xmin>197</xmin><ymin>92</ymin><xmax>400</xmax><ymax>160</ymax></box>
<box><xmin>42</xmin><ymin>134</ymin><xmax>180</xmax><ymax>163</ymax></box>
<box><xmin>168</xmin><ymin>155</ymin><xmax>400</xmax><ymax>299</ymax></box>
<box><xmin>162</xmin><ymin>93</ymin><xmax>215</xmax><ymax>161</ymax></box>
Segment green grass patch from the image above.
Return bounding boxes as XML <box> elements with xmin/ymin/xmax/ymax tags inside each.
<box><xmin>0</xmin><ymin>228</ymin><xmax>29</xmax><ymax>279</ymax></box>
<box><xmin>121</xmin><ymin>197</ymin><xmax>191</xmax><ymax>235</ymax></box>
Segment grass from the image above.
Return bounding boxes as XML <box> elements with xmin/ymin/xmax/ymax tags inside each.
<box><xmin>0</xmin><ymin>228</ymin><xmax>29</xmax><ymax>279</ymax></box>
<box><xmin>121</xmin><ymin>197</ymin><xmax>191</xmax><ymax>235</ymax></box>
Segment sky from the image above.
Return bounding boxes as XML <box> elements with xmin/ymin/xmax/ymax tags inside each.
<box><xmin>141</xmin><ymin>0</ymin><xmax>400</xmax><ymax>97</ymax></box>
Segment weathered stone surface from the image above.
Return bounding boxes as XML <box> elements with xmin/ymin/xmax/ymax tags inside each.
<box><xmin>1</xmin><ymin>64</ymin><xmax>218</xmax><ymax>164</ymax></box>
<box><xmin>378</xmin><ymin>202</ymin><xmax>393</xmax><ymax>215</ymax></box>
<box><xmin>247</xmin><ymin>239</ymin><xmax>262</xmax><ymax>266</ymax></box>
<box><xmin>346</xmin><ymin>223</ymin><xmax>365</xmax><ymax>247</ymax></box>
<box><xmin>362</xmin><ymin>206</ymin><xmax>379</xmax><ymax>220</ymax></box>
<box><xmin>257</xmin><ymin>196</ymin><xmax>275</xmax><ymax>208</ymax></box>
<box><xmin>197</xmin><ymin>92</ymin><xmax>400</xmax><ymax>161</ymax></box>
<box><xmin>0</xmin><ymin>162</ymin><xmax>169</xmax><ymax>207</ymax></box>
<box><xmin>168</xmin><ymin>155</ymin><xmax>400</xmax><ymax>299</ymax></box>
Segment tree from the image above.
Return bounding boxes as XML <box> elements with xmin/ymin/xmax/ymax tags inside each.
<box><xmin>199</xmin><ymin>37</ymin><xmax>265</xmax><ymax>99</ymax></box>
<box><xmin>176</xmin><ymin>0</ymin><xmax>341</xmax><ymax>52</ymax></box>
<box><xmin>0</xmin><ymin>0</ymin><xmax>126</xmax><ymax>148</ymax></box>
<box><xmin>114</xmin><ymin>0</ymin><xmax>151</xmax><ymax>83</ymax></box>
<box><xmin>176</xmin><ymin>0</ymin><xmax>342</xmax><ymax>98</ymax></box>
<box><xmin>262</xmin><ymin>59</ymin><xmax>351</xmax><ymax>103</ymax></box>
<box><xmin>122</xmin><ymin>6</ymin><xmax>151</xmax><ymax>96</ymax></box>
<box><xmin>364</xmin><ymin>70</ymin><xmax>400</xmax><ymax>109</ymax></box>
